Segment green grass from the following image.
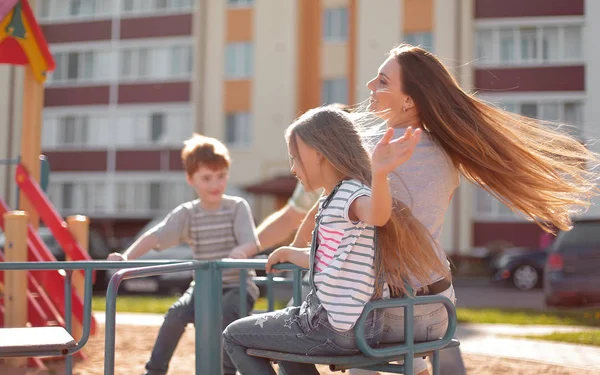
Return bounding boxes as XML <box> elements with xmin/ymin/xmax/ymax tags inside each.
<box><xmin>92</xmin><ymin>296</ymin><xmax>600</xmax><ymax>328</ymax></box>
<box><xmin>456</xmin><ymin>307</ymin><xmax>600</xmax><ymax>327</ymax></box>
<box><xmin>515</xmin><ymin>330</ymin><xmax>600</xmax><ymax>347</ymax></box>
<box><xmin>92</xmin><ymin>295</ymin><xmax>287</xmax><ymax>314</ymax></box>
<box><xmin>92</xmin><ymin>295</ymin><xmax>177</xmax><ymax>314</ymax></box>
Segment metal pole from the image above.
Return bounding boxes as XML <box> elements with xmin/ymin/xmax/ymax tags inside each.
<box><xmin>64</xmin><ymin>270</ymin><xmax>73</xmax><ymax>375</ymax></box>
<box><xmin>267</xmin><ymin>273</ymin><xmax>274</xmax><ymax>312</ymax></box>
<box><xmin>292</xmin><ymin>269</ymin><xmax>302</xmax><ymax>306</ymax></box>
<box><xmin>195</xmin><ymin>263</ymin><xmax>222</xmax><ymax>374</ymax></box>
<box><xmin>239</xmin><ymin>269</ymin><xmax>248</xmax><ymax>317</ymax></box>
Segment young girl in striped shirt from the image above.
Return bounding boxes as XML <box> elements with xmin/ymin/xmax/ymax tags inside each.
<box><xmin>223</xmin><ymin>107</ymin><xmax>449</xmax><ymax>375</ymax></box>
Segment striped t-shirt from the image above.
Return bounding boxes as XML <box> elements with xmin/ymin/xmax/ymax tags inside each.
<box><xmin>313</xmin><ymin>179</ymin><xmax>377</xmax><ymax>331</ymax></box>
<box><xmin>147</xmin><ymin>195</ymin><xmax>260</xmax><ymax>300</ymax></box>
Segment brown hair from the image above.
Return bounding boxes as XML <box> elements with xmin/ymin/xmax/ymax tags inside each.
<box><xmin>287</xmin><ymin>107</ymin><xmax>449</xmax><ymax>296</ymax></box>
<box><xmin>390</xmin><ymin>44</ymin><xmax>600</xmax><ymax>232</ymax></box>
<box><xmin>181</xmin><ymin>133</ymin><xmax>231</xmax><ymax>176</ymax></box>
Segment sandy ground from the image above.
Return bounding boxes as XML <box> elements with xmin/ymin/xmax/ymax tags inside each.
<box><xmin>1</xmin><ymin>325</ymin><xmax>597</xmax><ymax>375</ymax></box>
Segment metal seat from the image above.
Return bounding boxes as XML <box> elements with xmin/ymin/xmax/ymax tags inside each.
<box><xmin>0</xmin><ymin>326</ymin><xmax>77</xmax><ymax>356</ymax></box>
<box><xmin>248</xmin><ymin>338</ymin><xmax>461</xmax><ymax>373</ymax></box>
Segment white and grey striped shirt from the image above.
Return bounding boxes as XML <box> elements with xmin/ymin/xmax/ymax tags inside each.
<box><xmin>314</xmin><ymin>180</ymin><xmax>377</xmax><ymax>331</ymax></box>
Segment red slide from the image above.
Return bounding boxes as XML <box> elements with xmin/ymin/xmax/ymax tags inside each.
<box><xmin>0</xmin><ymin>191</ymin><xmax>97</xmax><ymax>334</ymax></box>
<box><xmin>16</xmin><ymin>165</ymin><xmax>94</xmax><ymax>279</ymax></box>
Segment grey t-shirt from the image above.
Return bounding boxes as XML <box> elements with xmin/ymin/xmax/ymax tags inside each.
<box><xmin>147</xmin><ymin>195</ymin><xmax>260</xmax><ymax>299</ymax></box>
<box><xmin>389</xmin><ymin>127</ymin><xmax>460</xmax><ymax>285</ymax></box>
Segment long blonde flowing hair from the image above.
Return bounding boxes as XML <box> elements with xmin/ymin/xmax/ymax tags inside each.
<box><xmin>364</xmin><ymin>44</ymin><xmax>600</xmax><ymax>233</ymax></box>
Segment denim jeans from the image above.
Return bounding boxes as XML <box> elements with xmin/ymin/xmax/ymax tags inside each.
<box><xmin>223</xmin><ymin>292</ymin><xmax>384</xmax><ymax>375</ymax></box>
<box><xmin>143</xmin><ymin>284</ymin><xmax>256</xmax><ymax>375</ymax></box>
<box><xmin>349</xmin><ymin>285</ymin><xmax>463</xmax><ymax>375</ymax></box>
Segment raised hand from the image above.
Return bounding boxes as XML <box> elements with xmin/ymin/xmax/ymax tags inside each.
<box><xmin>371</xmin><ymin>126</ymin><xmax>421</xmax><ymax>176</ymax></box>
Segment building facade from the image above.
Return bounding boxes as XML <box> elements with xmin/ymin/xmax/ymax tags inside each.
<box><xmin>0</xmin><ymin>0</ymin><xmax>595</xmax><ymax>252</ymax></box>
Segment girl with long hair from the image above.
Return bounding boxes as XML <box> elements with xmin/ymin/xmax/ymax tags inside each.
<box><xmin>223</xmin><ymin>107</ymin><xmax>449</xmax><ymax>375</ymax></box>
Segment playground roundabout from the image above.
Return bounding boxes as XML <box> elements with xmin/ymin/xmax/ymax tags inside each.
<box><xmin>0</xmin><ymin>324</ymin><xmax>591</xmax><ymax>375</ymax></box>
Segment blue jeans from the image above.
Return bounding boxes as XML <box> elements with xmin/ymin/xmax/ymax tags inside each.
<box><xmin>223</xmin><ymin>293</ymin><xmax>384</xmax><ymax>375</ymax></box>
<box><xmin>143</xmin><ymin>284</ymin><xmax>256</xmax><ymax>375</ymax></box>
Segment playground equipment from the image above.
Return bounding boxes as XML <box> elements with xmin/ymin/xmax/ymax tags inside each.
<box><xmin>0</xmin><ymin>259</ymin><xmax>458</xmax><ymax>375</ymax></box>
<box><xmin>0</xmin><ymin>165</ymin><xmax>99</xmax><ymax>368</ymax></box>
<box><xmin>0</xmin><ymin>0</ymin><xmax>99</xmax><ymax>370</ymax></box>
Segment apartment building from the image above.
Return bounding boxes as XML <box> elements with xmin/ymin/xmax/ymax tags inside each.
<box><xmin>0</xmin><ymin>0</ymin><xmax>596</xmax><ymax>252</ymax></box>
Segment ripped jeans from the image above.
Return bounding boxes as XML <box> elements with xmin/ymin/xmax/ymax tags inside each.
<box><xmin>223</xmin><ymin>291</ymin><xmax>384</xmax><ymax>375</ymax></box>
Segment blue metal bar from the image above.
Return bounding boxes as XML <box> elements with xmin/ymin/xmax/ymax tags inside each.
<box><xmin>354</xmin><ymin>294</ymin><xmax>457</xmax><ymax>359</ymax></box>
<box><xmin>212</xmin><ymin>264</ymin><xmax>223</xmax><ymax>370</ymax></box>
<box><xmin>292</xmin><ymin>269</ymin><xmax>302</xmax><ymax>306</ymax></box>
<box><xmin>195</xmin><ymin>263</ymin><xmax>222</xmax><ymax>375</ymax></box>
<box><xmin>432</xmin><ymin>349</ymin><xmax>440</xmax><ymax>375</ymax></box>
<box><xmin>0</xmin><ymin>260</ymin><xmax>192</xmax><ymax>271</ymax></box>
<box><xmin>239</xmin><ymin>269</ymin><xmax>248</xmax><ymax>317</ymax></box>
<box><xmin>104</xmin><ymin>261</ymin><xmax>199</xmax><ymax>375</ymax></box>
<box><xmin>267</xmin><ymin>273</ymin><xmax>274</xmax><ymax>312</ymax></box>
<box><xmin>64</xmin><ymin>270</ymin><xmax>73</xmax><ymax>375</ymax></box>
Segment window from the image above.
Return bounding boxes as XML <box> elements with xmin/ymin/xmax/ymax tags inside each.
<box><xmin>322</xmin><ymin>78</ymin><xmax>348</xmax><ymax>105</ymax></box>
<box><xmin>51</xmin><ymin>50</ymin><xmax>106</xmax><ymax>83</ymax></box>
<box><xmin>404</xmin><ymin>32</ymin><xmax>434</xmax><ymax>52</ymax></box>
<box><xmin>476</xmin><ymin>30</ymin><xmax>493</xmax><ymax>64</ymax></box>
<box><xmin>39</xmin><ymin>0</ymin><xmax>113</xmax><ymax>21</ymax></box>
<box><xmin>149</xmin><ymin>183</ymin><xmax>162</xmax><ymax>210</ymax></box>
<box><xmin>62</xmin><ymin>183</ymin><xmax>74</xmax><ymax>210</ymax></box>
<box><xmin>170</xmin><ymin>45</ymin><xmax>193</xmax><ymax>76</ymax></box>
<box><xmin>155</xmin><ymin>0</ymin><xmax>168</xmax><ymax>9</ymax></box>
<box><xmin>499</xmin><ymin>29</ymin><xmax>515</xmax><ymax>63</ymax></box>
<box><xmin>58</xmin><ymin>115</ymin><xmax>88</xmax><ymax>145</ymax></box>
<box><xmin>67</xmin><ymin>52</ymin><xmax>79</xmax><ymax>79</ymax></box>
<box><xmin>39</xmin><ymin>0</ymin><xmax>51</xmax><ymax>18</ymax></box>
<box><xmin>564</xmin><ymin>26</ymin><xmax>582</xmax><ymax>60</ymax></box>
<box><xmin>225</xmin><ymin>43</ymin><xmax>253</xmax><ymax>79</ymax></box>
<box><xmin>120</xmin><ymin>45</ymin><xmax>192</xmax><ymax>80</ymax></box>
<box><xmin>121</xmin><ymin>0</ymin><xmax>194</xmax><ymax>14</ymax></box>
<box><xmin>475</xmin><ymin>24</ymin><xmax>583</xmax><ymax>66</ymax></box>
<box><xmin>475</xmin><ymin>188</ymin><xmax>517</xmax><ymax>220</ymax></box>
<box><xmin>520</xmin><ymin>28</ymin><xmax>537</xmax><ymax>62</ymax></box>
<box><xmin>115</xmin><ymin>180</ymin><xmax>172</xmax><ymax>214</ymax></box>
<box><xmin>542</xmin><ymin>27</ymin><xmax>559</xmax><ymax>61</ymax></box>
<box><xmin>228</xmin><ymin>0</ymin><xmax>254</xmax><ymax>6</ymax></box>
<box><xmin>225</xmin><ymin>112</ymin><xmax>252</xmax><ymax>147</ymax></box>
<box><xmin>323</xmin><ymin>8</ymin><xmax>348</xmax><ymax>42</ymax></box>
<box><xmin>520</xmin><ymin>103</ymin><xmax>537</xmax><ymax>118</ymax></box>
<box><xmin>495</xmin><ymin>100</ymin><xmax>584</xmax><ymax>137</ymax></box>
<box><xmin>150</xmin><ymin>113</ymin><xmax>165</xmax><ymax>142</ymax></box>
<box><xmin>70</xmin><ymin>0</ymin><xmax>95</xmax><ymax>16</ymax></box>
<box><xmin>123</xmin><ymin>0</ymin><xmax>135</xmax><ymax>11</ymax></box>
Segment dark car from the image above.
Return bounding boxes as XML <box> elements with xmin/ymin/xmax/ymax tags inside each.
<box><xmin>489</xmin><ymin>247</ymin><xmax>548</xmax><ymax>290</ymax></box>
<box><xmin>544</xmin><ymin>220</ymin><xmax>600</xmax><ymax>307</ymax></box>
<box><xmin>0</xmin><ymin>226</ymin><xmax>112</xmax><ymax>290</ymax></box>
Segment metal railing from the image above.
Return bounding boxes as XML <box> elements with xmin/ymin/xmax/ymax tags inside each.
<box><xmin>0</xmin><ymin>260</ymin><xmax>457</xmax><ymax>375</ymax></box>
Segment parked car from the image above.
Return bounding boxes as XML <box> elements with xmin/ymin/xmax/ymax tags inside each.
<box><xmin>544</xmin><ymin>220</ymin><xmax>600</xmax><ymax>307</ymax></box>
<box><xmin>489</xmin><ymin>247</ymin><xmax>548</xmax><ymax>291</ymax></box>
<box><xmin>0</xmin><ymin>226</ymin><xmax>112</xmax><ymax>291</ymax></box>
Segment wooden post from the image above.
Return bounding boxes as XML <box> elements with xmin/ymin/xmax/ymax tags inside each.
<box><xmin>18</xmin><ymin>66</ymin><xmax>44</xmax><ymax>230</ymax></box>
<box><xmin>66</xmin><ymin>215</ymin><xmax>89</xmax><ymax>342</ymax></box>
<box><xmin>4</xmin><ymin>210</ymin><xmax>29</xmax><ymax>367</ymax></box>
